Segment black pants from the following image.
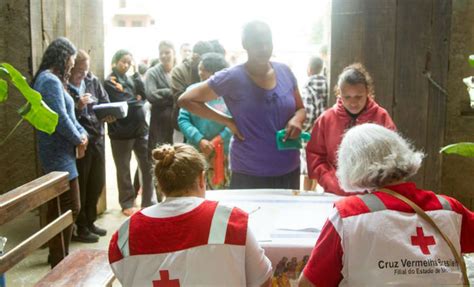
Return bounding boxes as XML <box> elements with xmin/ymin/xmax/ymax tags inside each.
<box><xmin>110</xmin><ymin>136</ymin><xmax>156</xmax><ymax>209</ymax></box>
<box><xmin>148</xmin><ymin>106</ymin><xmax>174</xmax><ymax>151</ymax></box>
<box><xmin>230</xmin><ymin>167</ymin><xmax>300</xmax><ymax>189</ymax></box>
<box><xmin>48</xmin><ymin>178</ymin><xmax>80</xmax><ymax>267</ymax></box>
<box><xmin>76</xmin><ymin>139</ymin><xmax>105</xmax><ymax>228</ymax></box>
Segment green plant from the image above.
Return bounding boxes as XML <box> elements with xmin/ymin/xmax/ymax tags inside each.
<box><xmin>440</xmin><ymin>55</ymin><xmax>474</xmax><ymax>157</ymax></box>
<box><xmin>0</xmin><ymin>63</ymin><xmax>58</xmax><ymax>145</ymax></box>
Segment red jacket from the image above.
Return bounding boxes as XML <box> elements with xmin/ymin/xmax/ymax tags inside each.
<box><xmin>306</xmin><ymin>97</ymin><xmax>396</xmax><ymax>196</ymax></box>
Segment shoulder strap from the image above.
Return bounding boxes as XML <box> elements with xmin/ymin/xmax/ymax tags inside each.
<box><xmin>379</xmin><ymin>188</ymin><xmax>469</xmax><ymax>286</ymax></box>
<box><xmin>208</xmin><ymin>203</ymin><xmax>233</xmax><ymax>244</ymax></box>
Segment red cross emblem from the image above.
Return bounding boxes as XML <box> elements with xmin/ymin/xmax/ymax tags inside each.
<box><xmin>411</xmin><ymin>226</ymin><xmax>436</xmax><ymax>255</ymax></box>
<box><xmin>153</xmin><ymin>270</ymin><xmax>180</xmax><ymax>287</ymax></box>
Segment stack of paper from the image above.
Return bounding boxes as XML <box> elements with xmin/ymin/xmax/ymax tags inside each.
<box><xmin>92</xmin><ymin>101</ymin><xmax>128</xmax><ymax>120</ymax></box>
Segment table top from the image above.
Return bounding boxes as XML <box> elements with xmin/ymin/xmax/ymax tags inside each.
<box><xmin>206</xmin><ymin>189</ymin><xmax>339</xmax><ymax>247</ymax></box>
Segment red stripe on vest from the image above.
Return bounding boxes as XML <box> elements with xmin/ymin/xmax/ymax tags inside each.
<box><xmin>128</xmin><ymin>200</ymin><xmax>218</xmax><ymax>255</ymax></box>
<box><xmin>108</xmin><ymin>232</ymin><xmax>123</xmax><ymax>264</ymax></box>
<box><xmin>335</xmin><ymin>196</ymin><xmax>371</xmax><ymax>218</ymax></box>
<box><xmin>224</xmin><ymin>207</ymin><xmax>248</xmax><ymax>246</ymax></box>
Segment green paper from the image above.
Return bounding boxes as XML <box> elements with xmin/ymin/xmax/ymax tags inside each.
<box><xmin>440</xmin><ymin>142</ymin><xmax>474</xmax><ymax>157</ymax></box>
<box><xmin>276</xmin><ymin>129</ymin><xmax>311</xmax><ymax>150</ymax></box>
<box><xmin>0</xmin><ymin>63</ymin><xmax>58</xmax><ymax>135</ymax></box>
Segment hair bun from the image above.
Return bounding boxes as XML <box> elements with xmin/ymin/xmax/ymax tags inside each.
<box><xmin>152</xmin><ymin>145</ymin><xmax>175</xmax><ymax>167</ymax></box>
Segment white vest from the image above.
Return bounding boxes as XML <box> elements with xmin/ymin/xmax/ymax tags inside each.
<box><xmin>110</xmin><ymin>201</ymin><xmax>248</xmax><ymax>287</ymax></box>
<box><xmin>336</xmin><ymin>193</ymin><xmax>464</xmax><ymax>286</ymax></box>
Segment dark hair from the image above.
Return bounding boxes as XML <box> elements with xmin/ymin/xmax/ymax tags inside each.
<box><xmin>335</xmin><ymin>63</ymin><xmax>375</xmax><ymax>98</ymax></box>
<box><xmin>200</xmin><ymin>53</ymin><xmax>229</xmax><ymax>74</ymax></box>
<box><xmin>180</xmin><ymin>43</ymin><xmax>191</xmax><ymax>50</ymax></box>
<box><xmin>152</xmin><ymin>143</ymin><xmax>207</xmax><ymax>196</ymax></box>
<box><xmin>138</xmin><ymin>63</ymin><xmax>148</xmax><ymax>75</ymax></box>
<box><xmin>33</xmin><ymin>37</ymin><xmax>77</xmax><ymax>84</ymax></box>
<box><xmin>308</xmin><ymin>56</ymin><xmax>323</xmax><ymax>75</ymax></box>
<box><xmin>192</xmin><ymin>41</ymin><xmax>214</xmax><ymax>56</ymax></box>
<box><xmin>242</xmin><ymin>21</ymin><xmax>272</xmax><ymax>45</ymax></box>
<box><xmin>149</xmin><ymin>58</ymin><xmax>160</xmax><ymax>68</ymax></box>
<box><xmin>209</xmin><ymin>40</ymin><xmax>226</xmax><ymax>56</ymax></box>
<box><xmin>159</xmin><ymin>40</ymin><xmax>175</xmax><ymax>54</ymax></box>
<box><xmin>158</xmin><ymin>40</ymin><xmax>176</xmax><ymax>66</ymax></box>
<box><xmin>111</xmin><ymin>49</ymin><xmax>132</xmax><ymax>65</ymax></box>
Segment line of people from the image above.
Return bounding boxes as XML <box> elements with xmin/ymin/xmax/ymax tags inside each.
<box><xmin>33</xmin><ymin>20</ymin><xmax>474</xmax><ymax>286</ymax></box>
<box><xmin>31</xmin><ymin>20</ymin><xmax>391</xmax><ymax>267</ymax></box>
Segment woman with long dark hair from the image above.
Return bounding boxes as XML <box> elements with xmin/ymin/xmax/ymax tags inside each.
<box><xmin>33</xmin><ymin>37</ymin><xmax>87</xmax><ymax>267</ymax></box>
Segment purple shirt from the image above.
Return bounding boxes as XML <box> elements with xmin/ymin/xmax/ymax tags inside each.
<box><xmin>208</xmin><ymin>62</ymin><xmax>300</xmax><ymax>176</ymax></box>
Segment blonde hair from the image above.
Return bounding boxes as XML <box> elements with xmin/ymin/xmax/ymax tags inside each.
<box><xmin>336</xmin><ymin>124</ymin><xmax>424</xmax><ymax>192</ymax></box>
<box><xmin>335</xmin><ymin>63</ymin><xmax>375</xmax><ymax>98</ymax></box>
<box><xmin>152</xmin><ymin>144</ymin><xmax>207</xmax><ymax>196</ymax></box>
<box><xmin>75</xmin><ymin>49</ymin><xmax>90</xmax><ymax>64</ymax></box>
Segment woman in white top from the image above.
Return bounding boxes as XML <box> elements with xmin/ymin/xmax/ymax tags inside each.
<box><xmin>109</xmin><ymin>143</ymin><xmax>272</xmax><ymax>287</ymax></box>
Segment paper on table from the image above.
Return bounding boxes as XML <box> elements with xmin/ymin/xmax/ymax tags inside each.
<box><xmin>92</xmin><ymin>101</ymin><xmax>128</xmax><ymax>120</ymax></box>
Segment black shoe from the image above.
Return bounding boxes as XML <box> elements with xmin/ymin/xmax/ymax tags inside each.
<box><xmin>72</xmin><ymin>226</ymin><xmax>99</xmax><ymax>243</ymax></box>
<box><xmin>88</xmin><ymin>224</ymin><xmax>107</xmax><ymax>237</ymax></box>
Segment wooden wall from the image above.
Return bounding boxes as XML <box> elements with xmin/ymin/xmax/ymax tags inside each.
<box><xmin>0</xmin><ymin>0</ymin><xmax>104</xmax><ymax>193</ymax></box>
<box><xmin>442</xmin><ymin>0</ymin><xmax>474</xmax><ymax>208</ymax></box>
<box><xmin>331</xmin><ymin>0</ymin><xmax>474</xmax><ymax>209</ymax></box>
<box><xmin>0</xmin><ymin>0</ymin><xmax>39</xmax><ymax>193</ymax></box>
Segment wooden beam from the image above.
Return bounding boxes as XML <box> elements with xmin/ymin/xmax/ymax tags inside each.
<box><xmin>392</xmin><ymin>0</ymin><xmax>432</xmax><ymax>186</ymax></box>
<box><xmin>330</xmin><ymin>0</ymin><xmax>396</xmax><ymax>111</ymax></box>
<box><xmin>0</xmin><ymin>210</ymin><xmax>73</xmax><ymax>274</ymax></box>
<box><xmin>422</xmin><ymin>0</ymin><xmax>451</xmax><ymax>192</ymax></box>
<box><xmin>0</xmin><ymin>172</ymin><xmax>69</xmax><ymax>225</ymax></box>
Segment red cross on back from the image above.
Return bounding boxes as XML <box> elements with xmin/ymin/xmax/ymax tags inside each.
<box><xmin>153</xmin><ymin>270</ymin><xmax>180</xmax><ymax>287</ymax></box>
<box><xmin>411</xmin><ymin>226</ymin><xmax>436</xmax><ymax>255</ymax></box>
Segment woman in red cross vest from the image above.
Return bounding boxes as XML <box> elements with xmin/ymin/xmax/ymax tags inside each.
<box><xmin>299</xmin><ymin>123</ymin><xmax>474</xmax><ymax>287</ymax></box>
<box><xmin>108</xmin><ymin>143</ymin><xmax>272</xmax><ymax>286</ymax></box>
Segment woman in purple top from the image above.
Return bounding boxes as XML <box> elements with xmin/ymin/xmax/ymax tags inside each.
<box><xmin>178</xmin><ymin>21</ymin><xmax>306</xmax><ymax>189</ymax></box>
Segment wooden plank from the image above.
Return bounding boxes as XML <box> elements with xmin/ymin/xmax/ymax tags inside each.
<box><xmin>441</xmin><ymin>0</ymin><xmax>474</xmax><ymax>208</ymax></box>
<box><xmin>330</xmin><ymin>0</ymin><xmax>396</xmax><ymax>113</ymax></box>
<box><xmin>359</xmin><ymin>0</ymin><xmax>396</xmax><ymax>115</ymax></box>
<box><xmin>30</xmin><ymin>0</ymin><xmax>44</xmax><ymax>73</ymax></box>
<box><xmin>35</xmin><ymin>249</ymin><xmax>115</xmax><ymax>287</ymax></box>
<box><xmin>330</xmin><ymin>0</ymin><xmax>364</xmax><ymax>103</ymax></box>
<box><xmin>392</xmin><ymin>0</ymin><xmax>432</xmax><ymax>186</ymax></box>
<box><xmin>422</xmin><ymin>0</ymin><xmax>451</xmax><ymax>192</ymax></box>
<box><xmin>0</xmin><ymin>210</ymin><xmax>73</xmax><ymax>274</ymax></box>
<box><xmin>41</xmin><ymin>0</ymin><xmax>66</xmax><ymax>44</ymax></box>
<box><xmin>0</xmin><ymin>172</ymin><xmax>69</xmax><ymax>225</ymax></box>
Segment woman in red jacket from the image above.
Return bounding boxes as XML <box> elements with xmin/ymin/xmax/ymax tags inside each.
<box><xmin>306</xmin><ymin>63</ymin><xmax>396</xmax><ymax>196</ymax></box>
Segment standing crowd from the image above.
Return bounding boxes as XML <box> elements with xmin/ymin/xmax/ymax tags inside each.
<box><xmin>33</xmin><ymin>20</ymin><xmax>473</xmax><ymax>286</ymax></box>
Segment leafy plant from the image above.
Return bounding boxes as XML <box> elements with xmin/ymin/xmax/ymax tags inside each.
<box><xmin>440</xmin><ymin>55</ymin><xmax>474</xmax><ymax>157</ymax></box>
<box><xmin>0</xmin><ymin>63</ymin><xmax>58</xmax><ymax>145</ymax></box>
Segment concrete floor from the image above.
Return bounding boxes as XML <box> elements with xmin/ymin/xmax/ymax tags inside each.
<box><xmin>2</xmin><ymin>136</ymin><xmax>133</xmax><ymax>286</ymax></box>
<box><xmin>2</xmin><ymin>134</ymin><xmax>474</xmax><ymax>286</ymax></box>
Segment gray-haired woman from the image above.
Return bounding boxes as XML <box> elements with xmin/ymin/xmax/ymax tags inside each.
<box><xmin>299</xmin><ymin>123</ymin><xmax>474</xmax><ymax>287</ymax></box>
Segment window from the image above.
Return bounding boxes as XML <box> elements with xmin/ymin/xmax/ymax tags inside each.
<box><xmin>117</xmin><ymin>20</ymin><xmax>126</xmax><ymax>27</ymax></box>
<box><xmin>132</xmin><ymin>20</ymin><xmax>143</xmax><ymax>27</ymax></box>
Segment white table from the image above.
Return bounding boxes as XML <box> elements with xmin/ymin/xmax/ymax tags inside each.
<box><xmin>206</xmin><ymin>189</ymin><xmax>339</xmax><ymax>285</ymax></box>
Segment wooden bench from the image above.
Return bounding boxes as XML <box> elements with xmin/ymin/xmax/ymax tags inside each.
<box><xmin>0</xmin><ymin>171</ymin><xmax>114</xmax><ymax>286</ymax></box>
